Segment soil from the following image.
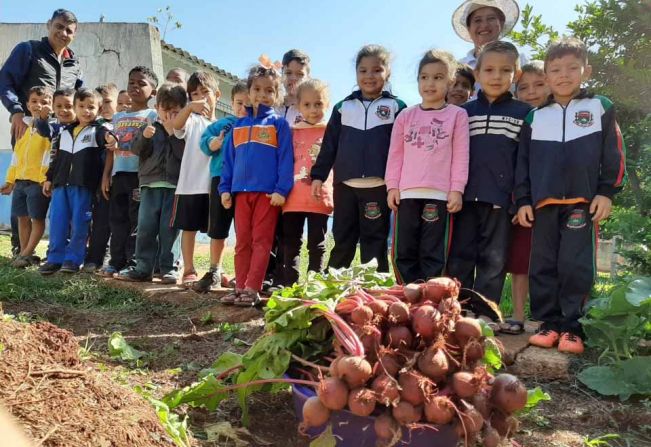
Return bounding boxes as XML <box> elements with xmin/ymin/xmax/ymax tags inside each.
<box><xmin>2</xmin><ymin>279</ymin><xmax>650</xmax><ymax>447</ymax></box>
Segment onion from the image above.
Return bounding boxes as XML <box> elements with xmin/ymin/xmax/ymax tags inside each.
<box><xmin>490</xmin><ymin>373</ymin><xmax>528</xmax><ymax>414</ymax></box>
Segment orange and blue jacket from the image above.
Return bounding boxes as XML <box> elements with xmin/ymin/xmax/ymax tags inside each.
<box><xmin>219</xmin><ymin>104</ymin><xmax>294</xmax><ymax>197</ymax></box>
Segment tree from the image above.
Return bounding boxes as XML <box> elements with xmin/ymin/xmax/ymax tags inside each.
<box><xmin>508</xmin><ymin>1</ymin><xmax>651</xmax><ymax>215</ymax></box>
<box><xmin>147</xmin><ymin>6</ymin><xmax>182</xmax><ymax>41</ymax></box>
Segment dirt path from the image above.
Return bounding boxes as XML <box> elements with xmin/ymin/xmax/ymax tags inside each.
<box><xmin>2</xmin><ymin>278</ymin><xmax>649</xmax><ymax>447</ymax></box>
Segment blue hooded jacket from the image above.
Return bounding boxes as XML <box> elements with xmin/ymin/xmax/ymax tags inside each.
<box><xmin>219</xmin><ymin>104</ymin><xmax>294</xmax><ymax>197</ymax></box>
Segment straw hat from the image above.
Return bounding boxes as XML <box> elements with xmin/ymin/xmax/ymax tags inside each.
<box><xmin>452</xmin><ymin>0</ymin><xmax>520</xmax><ymax>43</ymax></box>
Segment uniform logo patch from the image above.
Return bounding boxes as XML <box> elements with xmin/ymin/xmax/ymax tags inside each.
<box><xmin>422</xmin><ymin>203</ymin><xmax>439</xmax><ymax>222</ymax></box>
<box><xmin>258</xmin><ymin>128</ymin><xmax>271</xmax><ymax>142</ymax></box>
<box><xmin>376</xmin><ymin>105</ymin><xmax>391</xmax><ymax>120</ymax></box>
<box><xmin>364</xmin><ymin>202</ymin><xmax>382</xmax><ymax>220</ymax></box>
<box><xmin>81</xmin><ymin>134</ymin><xmax>92</xmax><ymax>144</ymax></box>
<box><xmin>567</xmin><ymin>209</ymin><xmax>587</xmax><ymax>229</ymax></box>
<box><xmin>574</xmin><ymin>111</ymin><xmax>594</xmax><ymax>128</ymax></box>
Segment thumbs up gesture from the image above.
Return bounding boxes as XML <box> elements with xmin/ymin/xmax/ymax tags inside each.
<box><xmin>143</xmin><ymin>125</ymin><xmax>156</xmax><ymax>139</ymax></box>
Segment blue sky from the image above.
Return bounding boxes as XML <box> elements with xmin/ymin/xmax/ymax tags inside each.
<box><xmin>1</xmin><ymin>0</ymin><xmax>583</xmax><ymax>106</ymax></box>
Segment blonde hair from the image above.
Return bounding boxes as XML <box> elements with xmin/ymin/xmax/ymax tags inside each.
<box><xmin>296</xmin><ymin>79</ymin><xmax>330</xmax><ymax>107</ymax></box>
<box><xmin>418</xmin><ymin>49</ymin><xmax>458</xmax><ymax>80</ymax></box>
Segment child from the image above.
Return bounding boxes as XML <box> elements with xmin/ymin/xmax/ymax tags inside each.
<box><xmin>311</xmin><ymin>44</ymin><xmax>406</xmax><ymax>273</ymax></box>
<box><xmin>500</xmin><ymin>61</ymin><xmax>550</xmax><ymax>335</ymax></box>
<box><xmin>447</xmin><ymin>41</ymin><xmax>532</xmax><ymax>323</ymax></box>
<box><xmin>219</xmin><ymin>63</ymin><xmax>293</xmax><ymax>306</ymax></box>
<box><xmin>38</xmin><ymin>88</ymin><xmax>110</xmax><ymax>274</ymax></box>
<box><xmin>171</xmin><ymin>71</ymin><xmax>219</xmax><ymax>287</ymax></box>
<box><xmin>277</xmin><ymin>49</ymin><xmax>310</xmax><ymax>125</ymax></box>
<box><xmin>195</xmin><ymin>81</ymin><xmax>248</xmax><ymax>293</ymax></box>
<box><xmin>515</xmin><ymin>38</ymin><xmax>625</xmax><ymax>353</ymax></box>
<box><xmin>0</xmin><ymin>87</ymin><xmax>53</xmax><ymax>268</ymax></box>
<box><xmin>117</xmin><ymin>90</ymin><xmax>132</xmax><ymax>113</ymax></box>
<box><xmin>116</xmin><ymin>83</ymin><xmax>187</xmax><ymax>283</ymax></box>
<box><xmin>281</xmin><ymin>79</ymin><xmax>333</xmax><ymax>286</ymax></box>
<box><xmin>166</xmin><ymin>68</ymin><xmax>189</xmax><ymax>85</ymax></box>
<box><xmin>448</xmin><ymin>64</ymin><xmax>475</xmax><ymax>106</ymax></box>
<box><xmin>386</xmin><ymin>50</ymin><xmax>469</xmax><ymax>284</ymax></box>
<box><xmin>100</xmin><ymin>67</ymin><xmax>158</xmax><ymax>277</ymax></box>
<box><xmin>82</xmin><ymin>83</ymin><xmax>119</xmax><ymax>272</ymax></box>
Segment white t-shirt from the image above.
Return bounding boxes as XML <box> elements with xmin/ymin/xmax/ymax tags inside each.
<box><xmin>276</xmin><ymin>104</ymin><xmax>303</xmax><ymax>126</ymax></box>
<box><xmin>174</xmin><ymin>113</ymin><xmax>213</xmax><ymax>195</ymax></box>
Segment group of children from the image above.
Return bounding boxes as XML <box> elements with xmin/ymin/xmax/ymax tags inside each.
<box><xmin>2</xmin><ymin>36</ymin><xmax>625</xmax><ymax>355</ymax></box>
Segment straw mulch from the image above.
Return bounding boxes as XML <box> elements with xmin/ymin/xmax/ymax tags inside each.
<box><xmin>0</xmin><ymin>319</ymin><xmax>176</xmax><ymax>447</ymax></box>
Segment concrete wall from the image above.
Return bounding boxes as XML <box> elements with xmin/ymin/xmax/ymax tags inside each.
<box><xmin>0</xmin><ymin>22</ymin><xmax>164</xmax><ymax>151</ymax></box>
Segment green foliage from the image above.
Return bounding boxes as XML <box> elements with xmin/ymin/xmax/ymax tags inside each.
<box><xmin>134</xmin><ymin>385</ymin><xmax>192</xmax><ymax>447</ymax></box>
<box><xmin>600</xmin><ymin>207</ymin><xmax>651</xmax><ymax>245</ymax></box>
<box><xmin>519</xmin><ymin>387</ymin><xmax>552</xmax><ymax>414</ymax></box>
<box><xmin>578</xmin><ymin>356</ymin><xmax>651</xmax><ymax>401</ymax></box>
<box><xmin>582</xmin><ymin>434</ymin><xmax>622</xmax><ymax>447</ymax></box>
<box><xmin>507</xmin><ymin>3</ymin><xmax>559</xmax><ymax>60</ymax></box>
<box><xmin>147</xmin><ymin>5</ymin><xmax>182</xmax><ymax>40</ymax></box>
<box><xmin>108</xmin><ymin>332</ymin><xmax>149</xmax><ymax>367</ymax></box>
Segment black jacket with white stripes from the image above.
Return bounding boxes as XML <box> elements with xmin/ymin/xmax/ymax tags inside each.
<box><xmin>461</xmin><ymin>91</ymin><xmax>532</xmax><ymax>209</ymax></box>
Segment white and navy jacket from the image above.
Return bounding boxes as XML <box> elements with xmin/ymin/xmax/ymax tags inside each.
<box><xmin>311</xmin><ymin>90</ymin><xmax>407</xmax><ymax>184</ymax></box>
<box><xmin>462</xmin><ymin>90</ymin><xmax>532</xmax><ymax>208</ymax></box>
<box><xmin>46</xmin><ymin>121</ymin><xmax>110</xmax><ymax>190</ymax></box>
<box><xmin>514</xmin><ymin>90</ymin><xmax>626</xmax><ymax>208</ymax></box>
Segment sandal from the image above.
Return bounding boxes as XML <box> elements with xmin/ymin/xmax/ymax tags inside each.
<box><xmin>220</xmin><ymin>290</ymin><xmax>240</xmax><ymax>305</ymax></box>
<box><xmin>234</xmin><ymin>289</ymin><xmax>261</xmax><ymax>307</ymax></box>
<box><xmin>498</xmin><ymin>319</ymin><xmax>525</xmax><ymax>335</ymax></box>
<box><xmin>181</xmin><ymin>271</ymin><xmax>198</xmax><ymax>288</ymax></box>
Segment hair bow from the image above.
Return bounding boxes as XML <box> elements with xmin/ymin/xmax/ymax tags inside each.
<box><xmin>258</xmin><ymin>54</ymin><xmax>283</xmax><ymax>72</ymax></box>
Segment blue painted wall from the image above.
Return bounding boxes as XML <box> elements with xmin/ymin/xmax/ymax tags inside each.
<box><xmin>0</xmin><ymin>150</ymin><xmax>12</xmax><ymax>228</ymax></box>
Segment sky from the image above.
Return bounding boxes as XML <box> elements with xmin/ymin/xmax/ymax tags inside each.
<box><xmin>0</xmin><ymin>0</ymin><xmax>583</xmax><ymax>106</ymax></box>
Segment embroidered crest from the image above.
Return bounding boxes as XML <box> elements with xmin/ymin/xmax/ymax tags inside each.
<box><xmin>81</xmin><ymin>134</ymin><xmax>92</xmax><ymax>144</ymax></box>
<box><xmin>258</xmin><ymin>128</ymin><xmax>271</xmax><ymax>142</ymax></box>
<box><xmin>574</xmin><ymin>111</ymin><xmax>594</xmax><ymax>128</ymax></box>
<box><xmin>364</xmin><ymin>202</ymin><xmax>382</xmax><ymax>220</ymax></box>
<box><xmin>422</xmin><ymin>203</ymin><xmax>439</xmax><ymax>222</ymax></box>
<box><xmin>376</xmin><ymin>105</ymin><xmax>391</xmax><ymax>120</ymax></box>
<box><xmin>567</xmin><ymin>209</ymin><xmax>587</xmax><ymax>229</ymax></box>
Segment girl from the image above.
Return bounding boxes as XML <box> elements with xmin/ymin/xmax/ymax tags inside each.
<box><xmin>311</xmin><ymin>45</ymin><xmax>406</xmax><ymax>273</ymax></box>
<box><xmin>281</xmin><ymin>79</ymin><xmax>333</xmax><ymax>286</ymax></box>
<box><xmin>219</xmin><ymin>63</ymin><xmax>294</xmax><ymax>306</ymax></box>
<box><xmin>385</xmin><ymin>50</ymin><xmax>469</xmax><ymax>284</ymax></box>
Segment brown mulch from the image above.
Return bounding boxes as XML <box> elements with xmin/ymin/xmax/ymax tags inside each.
<box><xmin>0</xmin><ymin>320</ymin><xmax>177</xmax><ymax>447</ymax></box>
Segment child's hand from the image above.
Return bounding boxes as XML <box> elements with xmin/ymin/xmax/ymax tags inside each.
<box><xmin>221</xmin><ymin>192</ymin><xmax>232</xmax><ymax>209</ymax></box>
<box><xmin>101</xmin><ymin>175</ymin><xmax>111</xmax><ymax>200</ymax></box>
<box><xmin>511</xmin><ymin>214</ymin><xmax>520</xmax><ymax>225</ymax></box>
<box><xmin>143</xmin><ymin>125</ymin><xmax>156</xmax><ymax>139</ymax></box>
<box><xmin>590</xmin><ymin>195</ymin><xmax>612</xmax><ymax>222</ymax></box>
<box><xmin>105</xmin><ymin>134</ymin><xmax>118</xmax><ymax>151</ymax></box>
<box><xmin>39</xmin><ymin>104</ymin><xmax>52</xmax><ymax>120</ymax></box>
<box><xmin>189</xmin><ymin>99</ymin><xmax>208</xmax><ymax>115</ymax></box>
<box><xmin>209</xmin><ymin>131</ymin><xmax>225</xmax><ymax>152</ymax></box>
<box><xmin>517</xmin><ymin>205</ymin><xmax>534</xmax><ymax>228</ymax></box>
<box><xmin>0</xmin><ymin>183</ymin><xmax>14</xmax><ymax>195</ymax></box>
<box><xmin>42</xmin><ymin>181</ymin><xmax>52</xmax><ymax>197</ymax></box>
<box><xmin>311</xmin><ymin>180</ymin><xmax>323</xmax><ymax>199</ymax></box>
<box><xmin>447</xmin><ymin>191</ymin><xmax>463</xmax><ymax>213</ymax></box>
<box><xmin>267</xmin><ymin>192</ymin><xmax>286</xmax><ymax>207</ymax></box>
<box><xmin>387</xmin><ymin>189</ymin><xmax>400</xmax><ymax>212</ymax></box>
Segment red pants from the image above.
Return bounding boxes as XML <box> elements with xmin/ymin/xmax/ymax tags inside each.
<box><xmin>234</xmin><ymin>192</ymin><xmax>280</xmax><ymax>291</ymax></box>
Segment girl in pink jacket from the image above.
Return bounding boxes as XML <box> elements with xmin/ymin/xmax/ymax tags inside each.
<box><xmin>385</xmin><ymin>50</ymin><xmax>469</xmax><ymax>284</ymax></box>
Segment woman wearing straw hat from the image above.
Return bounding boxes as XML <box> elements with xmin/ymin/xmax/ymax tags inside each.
<box><xmin>452</xmin><ymin>0</ymin><xmax>527</xmax><ymax>69</ymax></box>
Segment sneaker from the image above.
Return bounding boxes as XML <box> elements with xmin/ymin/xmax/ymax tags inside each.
<box><xmin>39</xmin><ymin>262</ymin><xmax>62</xmax><ymax>275</ymax></box>
<box><xmin>81</xmin><ymin>262</ymin><xmax>99</xmax><ymax>273</ymax></box>
<box><xmin>160</xmin><ymin>270</ymin><xmax>179</xmax><ymax>285</ymax></box>
<box><xmin>60</xmin><ymin>261</ymin><xmax>80</xmax><ymax>274</ymax></box>
<box><xmin>193</xmin><ymin>267</ymin><xmax>221</xmax><ymax>293</ymax></box>
<box><xmin>558</xmin><ymin>332</ymin><xmax>585</xmax><ymax>354</ymax></box>
<box><xmin>529</xmin><ymin>329</ymin><xmax>560</xmax><ymax>348</ymax></box>
<box><xmin>116</xmin><ymin>267</ymin><xmax>152</xmax><ymax>282</ymax></box>
<box><xmin>99</xmin><ymin>265</ymin><xmax>118</xmax><ymax>277</ymax></box>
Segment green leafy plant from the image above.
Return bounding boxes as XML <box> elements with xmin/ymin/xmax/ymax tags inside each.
<box><xmin>134</xmin><ymin>385</ymin><xmax>191</xmax><ymax>447</ymax></box>
<box><xmin>507</xmin><ymin>3</ymin><xmax>559</xmax><ymax>60</ymax></box>
<box><xmin>108</xmin><ymin>332</ymin><xmax>149</xmax><ymax>367</ymax></box>
<box><xmin>147</xmin><ymin>6</ymin><xmax>182</xmax><ymax>40</ymax></box>
<box><xmin>583</xmin><ymin>433</ymin><xmax>621</xmax><ymax>447</ymax></box>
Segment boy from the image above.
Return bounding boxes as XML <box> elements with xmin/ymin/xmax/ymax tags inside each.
<box><xmin>116</xmin><ymin>83</ymin><xmax>187</xmax><ymax>283</ymax></box>
<box><xmin>448</xmin><ymin>63</ymin><xmax>475</xmax><ymax>106</ymax></box>
<box><xmin>500</xmin><ymin>60</ymin><xmax>551</xmax><ymax>335</ymax></box>
<box><xmin>100</xmin><ymin>66</ymin><xmax>158</xmax><ymax>277</ymax></box>
<box><xmin>117</xmin><ymin>90</ymin><xmax>132</xmax><ymax>113</ymax></box>
<box><xmin>447</xmin><ymin>41</ymin><xmax>532</xmax><ymax>323</ymax></box>
<box><xmin>171</xmin><ymin>71</ymin><xmax>219</xmax><ymax>287</ymax></box>
<box><xmin>195</xmin><ymin>81</ymin><xmax>248</xmax><ymax>292</ymax></box>
<box><xmin>39</xmin><ymin>88</ymin><xmax>111</xmax><ymax>274</ymax></box>
<box><xmin>166</xmin><ymin>68</ymin><xmax>189</xmax><ymax>85</ymax></box>
<box><xmin>515</xmin><ymin>38</ymin><xmax>625</xmax><ymax>354</ymax></box>
<box><xmin>82</xmin><ymin>83</ymin><xmax>119</xmax><ymax>272</ymax></box>
<box><xmin>0</xmin><ymin>87</ymin><xmax>52</xmax><ymax>268</ymax></box>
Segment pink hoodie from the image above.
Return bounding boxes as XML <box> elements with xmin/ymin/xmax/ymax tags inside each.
<box><xmin>385</xmin><ymin>104</ymin><xmax>469</xmax><ymax>194</ymax></box>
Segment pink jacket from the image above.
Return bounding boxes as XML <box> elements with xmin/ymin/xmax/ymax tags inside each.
<box><xmin>385</xmin><ymin>104</ymin><xmax>469</xmax><ymax>194</ymax></box>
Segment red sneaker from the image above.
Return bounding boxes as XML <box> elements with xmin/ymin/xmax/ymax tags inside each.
<box><xmin>529</xmin><ymin>329</ymin><xmax>560</xmax><ymax>348</ymax></box>
<box><xmin>558</xmin><ymin>333</ymin><xmax>585</xmax><ymax>354</ymax></box>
